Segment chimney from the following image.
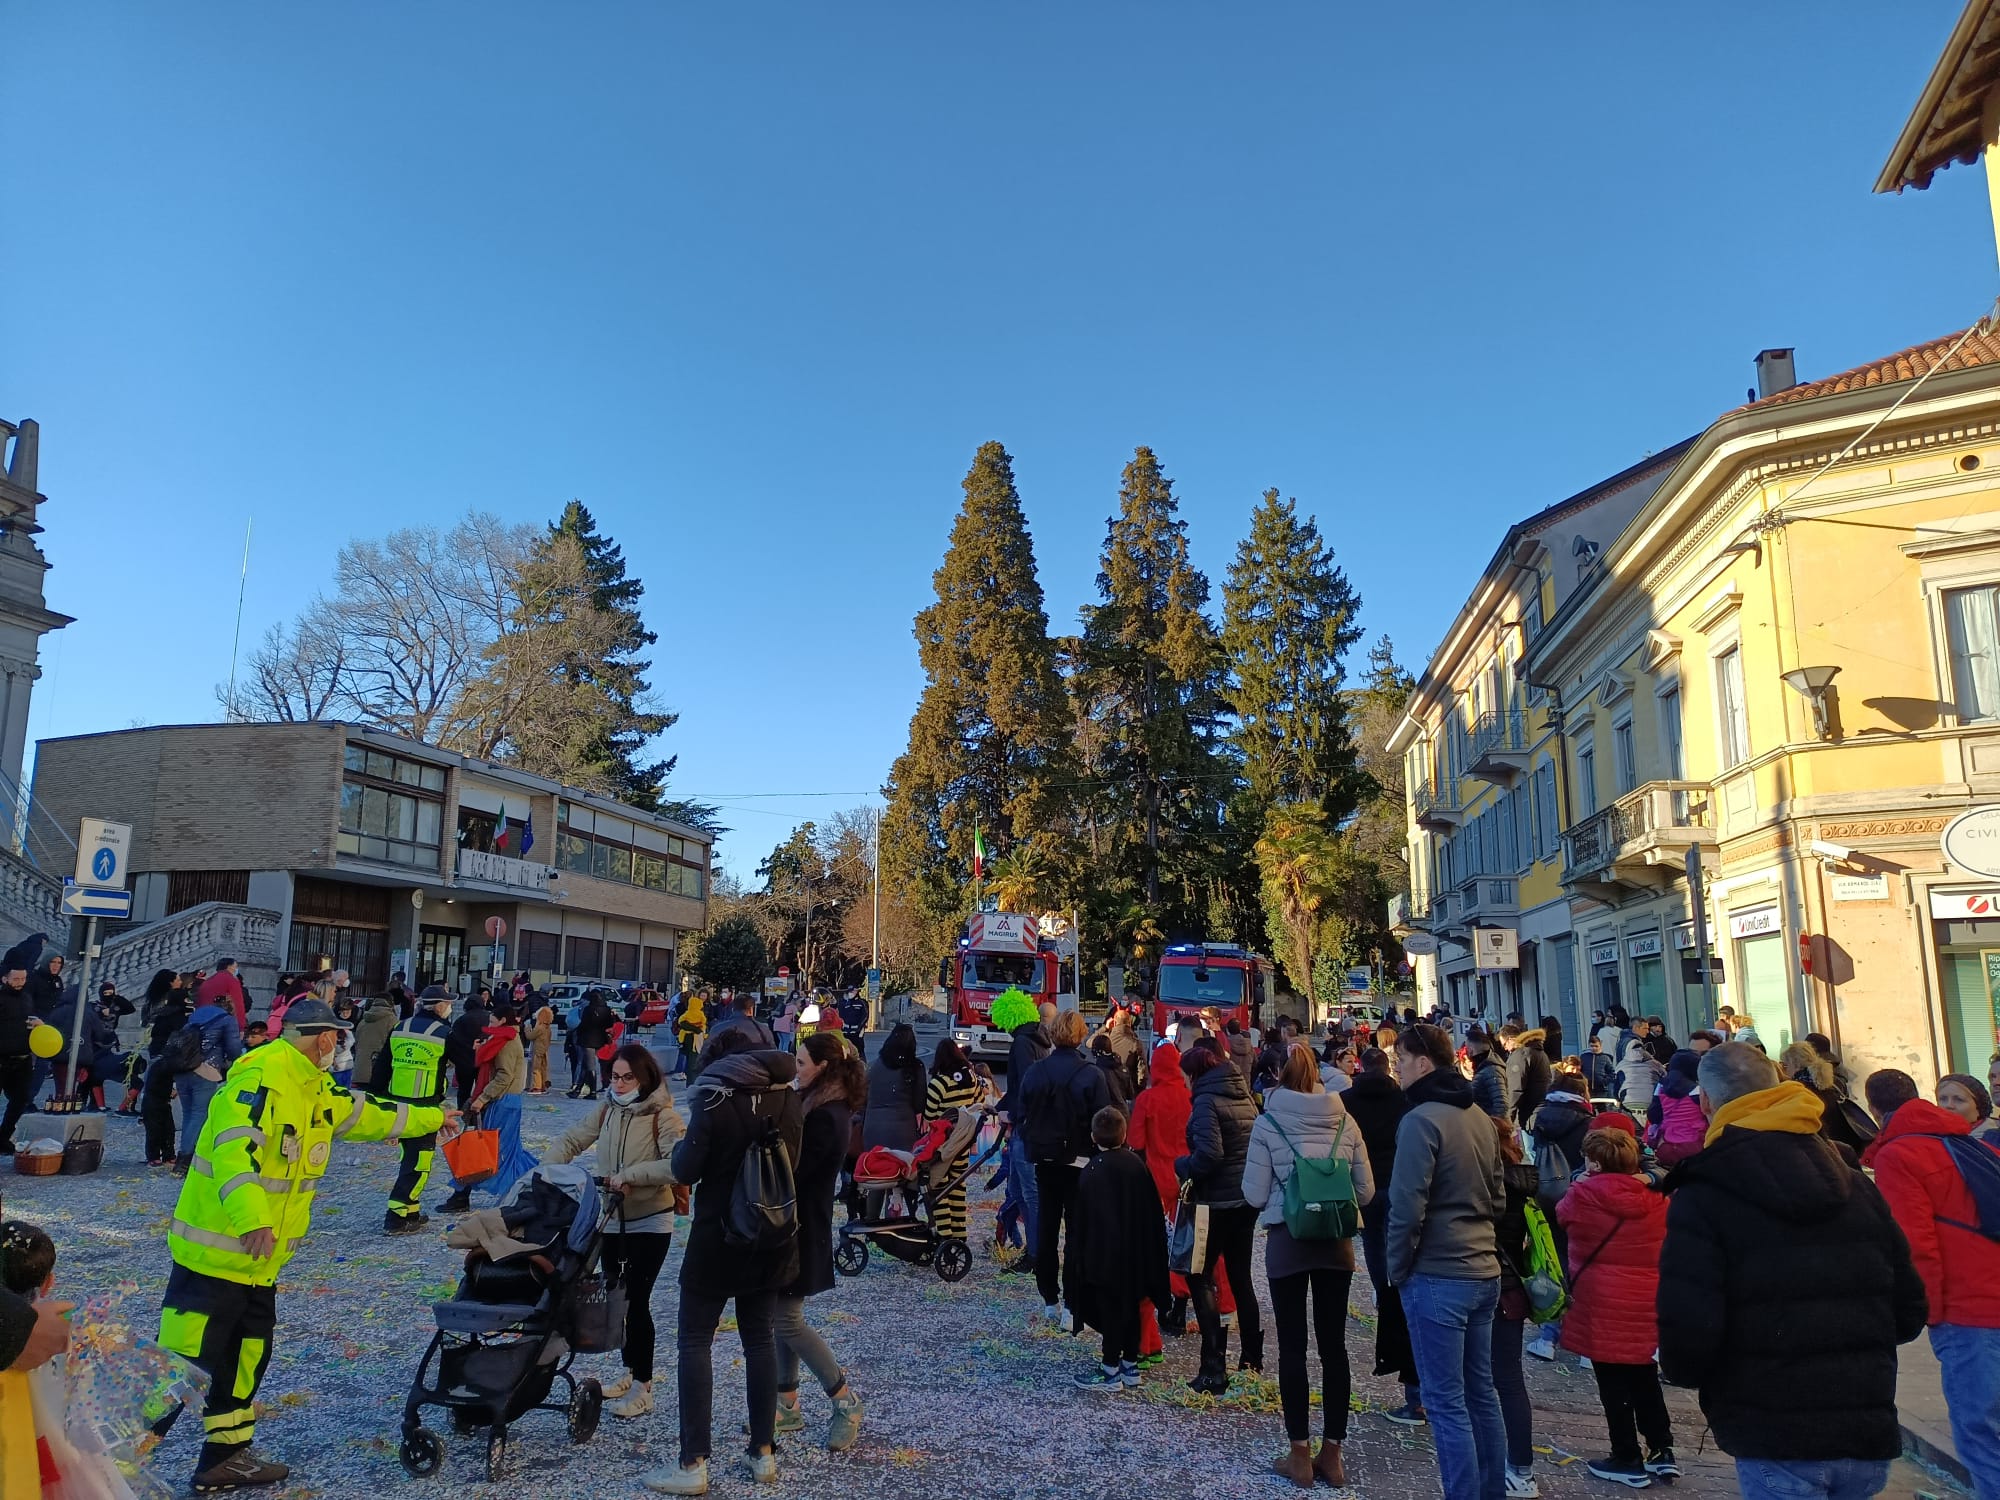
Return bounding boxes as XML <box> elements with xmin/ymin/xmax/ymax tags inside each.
<box><xmin>1755</xmin><ymin>348</ymin><xmax>1798</xmax><ymax>400</ymax></box>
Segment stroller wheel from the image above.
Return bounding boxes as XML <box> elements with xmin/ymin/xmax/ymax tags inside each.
<box><xmin>934</xmin><ymin>1238</ymin><xmax>973</xmax><ymax>1283</ymax></box>
<box><xmin>569</xmin><ymin>1377</ymin><xmax>603</xmax><ymax>1444</ymax></box>
<box><xmin>397</xmin><ymin>1427</ymin><xmax>444</xmax><ymax>1478</ymax></box>
<box><xmin>833</xmin><ymin>1235</ymin><xmax>869</xmax><ymax>1278</ymax></box>
<box><xmin>485</xmin><ymin>1424</ymin><xmax>507</xmax><ymax>1483</ymax></box>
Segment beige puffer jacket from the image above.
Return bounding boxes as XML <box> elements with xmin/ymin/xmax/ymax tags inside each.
<box><xmin>548</xmin><ymin>1084</ymin><xmax>685</xmax><ymax>1224</ymax></box>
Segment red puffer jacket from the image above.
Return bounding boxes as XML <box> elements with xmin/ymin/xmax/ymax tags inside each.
<box><xmin>1862</xmin><ymin>1099</ymin><xmax>2000</xmax><ymax>1328</ymax></box>
<box><xmin>1556</xmin><ymin>1170</ymin><xmax>1669</xmax><ymax>1363</ymax></box>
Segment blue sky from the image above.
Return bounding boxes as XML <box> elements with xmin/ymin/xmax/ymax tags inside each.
<box><xmin>2</xmin><ymin>3</ymin><xmax>1991</xmax><ymax>877</ymax></box>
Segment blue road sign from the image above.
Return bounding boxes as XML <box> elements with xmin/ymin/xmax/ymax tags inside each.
<box><xmin>61</xmin><ymin>882</ymin><xmax>132</xmax><ymax>919</ymax></box>
<box><xmin>91</xmin><ymin>847</ymin><xmax>116</xmax><ymax>881</ymax></box>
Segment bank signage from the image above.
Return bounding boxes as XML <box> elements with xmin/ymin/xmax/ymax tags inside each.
<box><xmin>1587</xmin><ymin>942</ymin><xmax>1619</xmax><ymax>966</ymax></box>
<box><xmin>1943</xmin><ymin>805</ymin><xmax>2000</xmax><ymax>880</ymax></box>
<box><xmin>1929</xmin><ymin>889</ymin><xmax>2000</xmax><ymax>919</ymax></box>
<box><xmin>1627</xmin><ymin>932</ymin><xmax>1663</xmax><ymax>959</ymax></box>
<box><xmin>1728</xmin><ymin>905</ymin><xmax>1782</xmax><ymax>939</ymax></box>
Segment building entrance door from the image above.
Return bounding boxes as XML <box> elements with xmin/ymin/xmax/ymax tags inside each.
<box><xmin>417</xmin><ymin>926</ymin><xmax>465</xmax><ymax>991</ymax></box>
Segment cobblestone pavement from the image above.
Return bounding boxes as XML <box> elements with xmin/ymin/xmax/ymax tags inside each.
<box><xmin>10</xmin><ymin>1084</ymin><xmax>1965</xmax><ymax>1499</ymax></box>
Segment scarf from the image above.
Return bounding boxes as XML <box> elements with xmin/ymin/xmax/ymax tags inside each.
<box><xmin>1702</xmin><ymin>1079</ymin><xmax>1824</xmax><ymax>1147</ymax></box>
<box><xmin>475</xmin><ymin>1024</ymin><xmax>518</xmax><ymax>1097</ymax></box>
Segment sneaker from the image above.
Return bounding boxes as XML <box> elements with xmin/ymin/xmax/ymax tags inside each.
<box><xmin>827</xmin><ymin>1390</ymin><xmax>864</xmax><ymax>1451</ymax></box>
<box><xmin>1073</xmin><ymin>1364</ymin><xmax>1125</xmax><ymax>1392</ymax></box>
<box><xmin>383</xmin><ymin>1212</ymin><xmax>422</xmax><ymax>1235</ymax></box>
<box><xmin>1382</xmin><ymin>1401</ymin><xmax>1429</xmax><ymax>1427</ymax></box>
<box><xmin>1119</xmin><ymin>1361</ymin><xmax>1142</xmax><ymax>1389</ymax></box>
<box><xmin>642</xmin><ymin>1461</ymin><xmax>709</xmax><ymax>1496</ymax></box>
<box><xmin>191</xmin><ymin>1450</ymin><xmax>291</xmax><ymax>1493</ymax></box>
<box><xmin>600</xmin><ymin>1370</ymin><xmax>634</xmax><ymax>1399</ymax></box>
<box><xmin>1507</xmin><ymin>1465</ymin><xmax>1542</xmax><ymax>1498</ymax></box>
<box><xmin>609</xmin><ymin>1381</ymin><xmax>653</xmax><ymax>1418</ymax></box>
<box><xmin>773</xmin><ymin>1400</ymin><xmax>805</xmax><ymax>1435</ymax></box>
<box><xmin>1038</xmin><ymin>1304</ymin><xmax>1060</xmax><ymax>1329</ymax></box>
<box><xmin>1059</xmin><ymin>1307</ymin><xmax>1074</xmax><ymax>1334</ymax></box>
<box><xmin>1644</xmin><ymin>1449</ymin><xmax>1680</xmax><ymax>1479</ymax></box>
<box><xmin>1136</xmin><ymin>1351</ymin><xmax>1165</xmax><ymax>1368</ymax></box>
<box><xmin>743</xmin><ymin>1450</ymin><xmax>778</xmax><ymax>1485</ymax></box>
<box><xmin>1525</xmin><ymin>1331</ymin><xmax>1558</xmax><ymax>1361</ymax></box>
<box><xmin>1579</xmin><ymin>1355</ymin><xmax>1594</xmax><ymax>1370</ymax></box>
<box><xmin>441</xmin><ymin>1190</ymin><xmax>472</xmax><ymax>1214</ymax></box>
<box><xmin>1585</xmin><ymin>1457</ymin><xmax>1652</xmax><ymax>1488</ymax></box>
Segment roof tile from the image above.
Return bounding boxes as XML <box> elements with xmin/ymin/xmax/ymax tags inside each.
<box><xmin>1741</xmin><ymin>324</ymin><xmax>2000</xmax><ymax>411</ymax></box>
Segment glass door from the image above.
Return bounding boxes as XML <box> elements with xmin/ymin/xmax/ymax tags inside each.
<box><xmin>417</xmin><ymin>926</ymin><xmax>465</xmax><ymax>991</ymax></box>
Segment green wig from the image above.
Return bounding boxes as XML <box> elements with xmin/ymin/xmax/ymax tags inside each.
<box><xmin>987</xmin><ymin>987</ymin><xmax>1039</xmax><ymax>1033</ymax></box>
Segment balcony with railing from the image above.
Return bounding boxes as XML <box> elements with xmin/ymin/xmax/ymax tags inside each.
<box><xmin>1412</xmin><ymin>776</ymin><xmax>1465</xmax><ymax>832</ymax></box>
<box><xmin>1467</xmin><ymin>710</ymin><xmax>1530</xmax><ymax>786</ymax></box>
<box><xmin>1561</xmin><ymin>780</ymin><xmax>1715</xmax><ymax>896</ymax></box>
<box><xmin>1456</xmin><ymin>875</ymin><xmax>1519</xmax><ymax>924</ymax></box>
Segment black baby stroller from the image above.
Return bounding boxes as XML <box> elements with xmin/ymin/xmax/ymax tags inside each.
<box><xmin>398</xmin><ymin>1164</ymin><xmax>624</xmax><ymax>1481</ymax></box>
<box><xmin>835</xmin><ymin>1106</ymin><xmax>991</xmax><ymax>1282</ymax></box>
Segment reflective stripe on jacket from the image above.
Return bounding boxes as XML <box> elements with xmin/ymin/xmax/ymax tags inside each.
<box><xmin>385</xmin><ymin>1015</ymin><xmax>450</xmax><ymax>1104</ymax></box>
<box><xmin>168</xmin><ymin>1038</ymin><xmax>441</xmax><ymax>1285</ymax></box>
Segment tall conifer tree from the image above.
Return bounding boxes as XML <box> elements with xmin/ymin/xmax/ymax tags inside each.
<box><xmin>881</xmin><ymin>442</ymin><xmax>1069</xmax><ymax>961</ymax></box>
<box><xmin>1071</xmin><ymin>446</ymin><xmax>1227</xmax><ymax>913</ymax></box>
<box><xmin>1222</xmin><ymin>488</ymin><xmax>1364</xmax><ymax>818</ymax></box>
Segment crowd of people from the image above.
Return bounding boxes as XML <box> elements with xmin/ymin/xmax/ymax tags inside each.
<box><xmin>5</xmin><ymin>953</ymin><xmax>2000</xmax><ymax>1499</ymax></box>
<box><xmin>999</xmin><ymin>996</ymin><xmax>2000</xmax><ymax>1500</ymax></box>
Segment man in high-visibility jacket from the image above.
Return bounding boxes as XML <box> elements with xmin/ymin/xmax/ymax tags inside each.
<box><xmin>158</xmin><ymin>998</ymin><xmax>455</xmax><ymax>1494</ymax></box>
<box><xmin>374</xmin><ymin>983</ymin><xmax>453</xmax><ymax>1234</ymax></box>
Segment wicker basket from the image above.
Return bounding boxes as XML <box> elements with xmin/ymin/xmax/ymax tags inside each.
<box><xmin>14</xmin><ymin>1152</ymin><xmax>62</xmax><ymax>1177</ymax></box>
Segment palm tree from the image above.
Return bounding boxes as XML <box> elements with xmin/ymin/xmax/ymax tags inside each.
<box><xmin>1256</xmin><ymin>802</ymin><xmax>1340</xmax><ymax>1004</ymax></box>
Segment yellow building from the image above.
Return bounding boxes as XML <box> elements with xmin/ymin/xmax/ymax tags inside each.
<box><xmin>1526</xmin><ymin>330</ymin><xmax>2000</xmax><ymax>1087</ymax></box>
<box><xmin>1387</xmin><ymin>445</ymin><xmax>1690</xmax><ymax>1038</ymax></box>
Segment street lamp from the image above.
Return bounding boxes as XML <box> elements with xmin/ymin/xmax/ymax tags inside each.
<box><xmin>1781</xmin><ymin>665</ymin><xmax>1841</xmax><ymax>740</ymax></box>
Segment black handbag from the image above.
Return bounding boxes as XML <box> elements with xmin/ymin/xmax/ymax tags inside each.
<box><xmin>570</xmin><ymin>1272</ymin><xmax>628</xmax><ymax>1353</ymax></box>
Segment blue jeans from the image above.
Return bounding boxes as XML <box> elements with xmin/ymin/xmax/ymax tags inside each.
<box><xmin>175</xmin><ymin>1073</ymin><xmax>219</xmax><ymax>1158</ymax></box>
<box><xmin>1009</xmin><ymin>1126</ymin><xmax>1040</xmax><ymax>1260</ymax></box>
<box><xmin>1733</xmin><ymin>1459</ymin><xmax>1892</xmax><ymax>1500</ymax></box>
<box><xmin>1932</xmin><ymin>1322</ymin><xmax>2000</xmax><ymax>1500</ymax></box>
<box><xmin>1402</xmin><ymin>1274</ymin><xmax>1506</xmax><ymax>1500</ymax></box>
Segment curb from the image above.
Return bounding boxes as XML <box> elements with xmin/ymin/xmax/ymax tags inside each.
<box><xmin>1903</xmin><ymin>1419</ymin><xmax>1971</xmax><ymax>1491</ymax></box>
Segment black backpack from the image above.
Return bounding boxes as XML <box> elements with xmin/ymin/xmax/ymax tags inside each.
<box><xmin>725</xmin><ymin>1091</ymin><xmax>798</xmax><ymax>1253</ymax></box>
<box><xmin>160</xmin><ymin>1021</ymin><xmax>205</xmax><ymax>1076</ymax></box>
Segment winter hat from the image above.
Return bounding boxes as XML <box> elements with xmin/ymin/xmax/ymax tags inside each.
<box><xmin>0</xmin><ymin>933</ymin><xmax>45</xmax><ymax>974</ymax></box>
<box><xmin>1149</xmin><ymin>1040</ymin><xmax>1183</xmax><ymax>1085</ymax></box>
<box><xmin>1663</xmin><ymin>1048</ymin><xmax>1702</xmax><ymax>1098</ymax></box>
<box><xmin>1587</xmin><ymin>1111</ymin><xmax>1640</xmax><ymax>1140</ymax></box>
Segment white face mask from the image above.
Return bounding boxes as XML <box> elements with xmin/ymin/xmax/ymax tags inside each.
<box><xmin>313</xmin><ymin>1035</ymin><xmax>338</xmax><ymax>1072</ymax></box>
<box><xmin>609</xmin><ymin>1086</ymin><xmax>638</xmax><ymax>1106</ymax></box>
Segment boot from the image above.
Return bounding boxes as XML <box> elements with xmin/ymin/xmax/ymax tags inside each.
<box><xmin>1189</xmin><ymin>1328</ymin><xmax>1230</xmax><ymax>1395</ymax></box>
<box><xmin>1274</xmin><ymin>1440</ymin><xmax>1313</xmax><ymax>1489</ymax></box>
<box><xmin>1314</xmin><ymin>1440</ymin><xmax>1346</xmax><ymax>1488</ymax></box>
<box><xmin>1238</xmin><ymin>1328</ymin><xmax>1265</xmax><ymax>1374</ymax></box>
<box><xmin>1162</xmin><ymin>1295</ymin><xmax>1189</xmax><ymax>1337</ymax></box>
<box><xmin>383</xmin><ymin>1211</ymin><xmax>422</xmax><ymax>1235</ymax></box>
<box><xmin>441</xmin><ymin>1189</ymin><xmax>473</xmax><ymax>1214</ymax></box>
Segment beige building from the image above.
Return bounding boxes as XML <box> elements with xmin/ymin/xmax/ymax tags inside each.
<box><xmin>29</xmin><ymin>722</ymin><xmax>710</xmax><ymax>995</ymax></box>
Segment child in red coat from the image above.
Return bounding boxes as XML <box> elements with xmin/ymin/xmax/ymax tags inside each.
<box><xmin>1557</xmin><ymin>1124</ymin><xmax>1675</xmax><ymax>1488</ymax></box>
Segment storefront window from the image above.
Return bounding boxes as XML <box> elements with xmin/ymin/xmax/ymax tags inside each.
<box><xmin>1632</xmin><ymin>954</ymin><xmax>1666</xmax><ymax>1022</ymax></box>
<box><xmin>1932</xmin><ymin>917</ymin><xmax>2000</xmax><ymax>1072</ymax></box>
<box><xmin>1735</xmin><ymin>930</ymin><xmax>1793</xmax><ymax>1053</ymax></box>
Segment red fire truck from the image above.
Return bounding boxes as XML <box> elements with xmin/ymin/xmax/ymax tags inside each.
<box><xmin>943</xmin><ymin>911</ymin><xmax>1062</xmax><ymax>1061</ymax></box>
<box><xmin>1150</xmin><ymin>943</ymin><xmax>1275</xmax><ymax>1037</ymax></box>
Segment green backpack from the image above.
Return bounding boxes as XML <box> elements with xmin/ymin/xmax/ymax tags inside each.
<box><xmin>1519</xmin><ymin>1199</ymin><xmax>1569</xmax><ymax>1322</ymax></box>
<box><xmin>1268</xmin><ymin>1114</ymin><xmax>1359</xmax><ymax>1241</ymax></box>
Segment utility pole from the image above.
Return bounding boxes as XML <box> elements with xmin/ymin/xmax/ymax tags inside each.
<box><xmin>60</xmin><ymin>916</ymin><xmax>99</xmax><ymax>1110</ymax></box>
<box><xmin>870</xmin><ymin>812</ymin><xmax>880</xmax><ymax>972</ymax></box>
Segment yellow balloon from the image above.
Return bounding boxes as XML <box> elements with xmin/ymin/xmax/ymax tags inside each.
<box><xmin>28</xmin><ymin>1024</ymin><xmax>63</xmax><ymax>1059</ymax></box>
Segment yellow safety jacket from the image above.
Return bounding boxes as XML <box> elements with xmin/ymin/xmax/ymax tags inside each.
<box><xmin>385</xmin><ymin>1014</ymin><xmax>449</xmax><ymax>1104</ymax></box>
<box><xmin>168</xmin><ymin>1037</ymin><xmax>442</xmax><ymax>1286</ymax></box>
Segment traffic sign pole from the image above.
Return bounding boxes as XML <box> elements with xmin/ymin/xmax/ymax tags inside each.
<box><xmin>61</xmin><ymin>916</ymin><xmax>98</xmax><ymax>1109</ymax></box>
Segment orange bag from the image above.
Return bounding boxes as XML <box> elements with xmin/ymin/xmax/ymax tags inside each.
<box><xmin>441</xmin><ymin>1127</ymin><xmax>500</xmax><ymax>1185</ymax></box>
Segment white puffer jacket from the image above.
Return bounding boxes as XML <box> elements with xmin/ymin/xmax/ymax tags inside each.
<box><xmin>1242</xmin><ymin>1084</ymin><xmax>1375</xmax><ymax>1232</ymax></box>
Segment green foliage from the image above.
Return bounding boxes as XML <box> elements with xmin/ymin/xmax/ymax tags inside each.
<box><xmin>988</xmin><ymin>988</ymin><xmax>1039</xmax><ymax>1032</ymax></box>
<box><xmin>1223</xmin><ymin>490</ymin><xmax>1363</xmax><ymax>818</ymax></box>
<box><xmin>685</xmin><ymin>914</ymin><xmax>768</xmax><ymax>990</ymax></box>
<box><xmin>1069</xmin><ymin>446</ymin><xmax>1231</xmax><ymax>921</ymax></box>
<box><xmin>881</xmin><ymin>441</ymin><xmax>1072</xmax><ymax>977</ymax></box>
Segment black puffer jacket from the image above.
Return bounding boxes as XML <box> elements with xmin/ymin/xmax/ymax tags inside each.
<box><xmin>671</xmin><ymin>1048</ymin><xmax>804</xmax><ymax>1300</ymax></box>
<box><xmin>1470</xmin><ymin>1052</ymin><xmax>1506</xmax><ymax>1119</ymax></box>
<box><xmin>1020</xmin><ymin>1045</ymin><xmax>1112</xmax><ymax>1165</ymax></box>
<box><xmin>1656</xmin><ymin>1125</ymin><xmax>1927</xmax><ymax>1461</ymax></box>
<box><xmin>1342</xmin><ymin>1070</ymin><xmax>1410</xmax><ymax>1218</ymax></box>
<box><xmin>1176</xmin><ymin>1060</ymin><xmax>1256</xmax><ymax>1207</ymax></box>
<box><xmin>1527</xmin><ymin>1093</ymin><xmax>1592</xmax><ymax>1176</ymax></box>
<box><xmin>999</xmin><ymin>1020</ymin><xmax>1050</xmax><ymax>1120</ymax></box>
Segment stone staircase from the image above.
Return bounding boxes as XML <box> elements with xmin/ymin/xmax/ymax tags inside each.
<box><xmin>0</xmin><ymin>843</ymin><xmax>65</xmax><ymax>955</ymax></box>
<box><xmin>96</xmin><ymin>902</ymin><xmax>282</xmax><ymax>1000</ymax></box>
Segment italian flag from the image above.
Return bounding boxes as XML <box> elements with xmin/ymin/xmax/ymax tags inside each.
<box><xmin>973</xmin><ymin>827</ymin><xmax>988</xmax><ymax>881</ymax></box>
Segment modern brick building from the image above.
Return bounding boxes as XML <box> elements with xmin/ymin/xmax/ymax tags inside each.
<box><xmin>28</xmin><ymin>722</ymin><xmax>710</xmax><ymax>995</ymax></box>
